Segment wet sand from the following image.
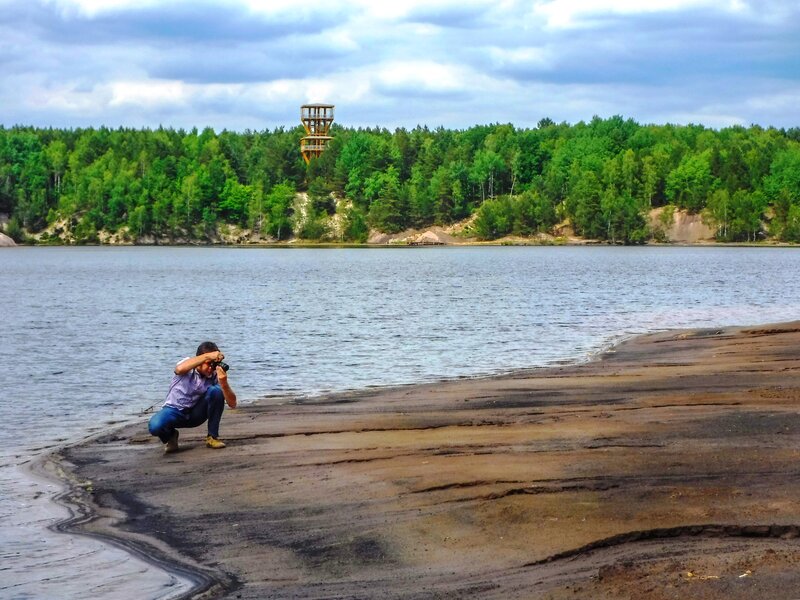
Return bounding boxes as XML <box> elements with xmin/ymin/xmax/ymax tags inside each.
<box><xmin>51</xmin><ymin>322</ymin><xmax>800</xmax><ymax>599</ymax></box>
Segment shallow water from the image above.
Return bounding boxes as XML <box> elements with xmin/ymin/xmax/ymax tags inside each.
<box><xmin>2</xmin><ymin>245</ymin><xmax>799</xmax><ymax>598</ymax></box>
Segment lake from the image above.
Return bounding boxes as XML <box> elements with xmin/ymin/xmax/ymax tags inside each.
<box><xmin>2</xmin><ymin>245</ymin><xmax>799</xmax><ymax>598</ymax></box>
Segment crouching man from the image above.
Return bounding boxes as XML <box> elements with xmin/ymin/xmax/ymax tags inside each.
<box><xmin>148</xmin><ymin>341</ymin><xmax>237</xmax><ymax>453</ymax></box>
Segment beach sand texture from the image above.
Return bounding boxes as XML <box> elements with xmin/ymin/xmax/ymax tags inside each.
<box><xmin>53</xmin><ymin>322</ymin><xmax>800</xmax><ymax>599</ymax></box>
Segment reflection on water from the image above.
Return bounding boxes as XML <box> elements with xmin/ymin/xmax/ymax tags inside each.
<box><xmin>2</xmin><ymin>245</ymin><xmax>799</xmax><ymax>598</ymax></box>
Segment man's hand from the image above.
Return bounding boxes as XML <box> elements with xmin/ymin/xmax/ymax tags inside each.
<box><xmin>206</xmin><ymin>350</ymin><xmax>224</xmax><ymax>363</ymax></box>
<box><xmin>216</xmin><ymin>364</ymin><xmax>237</xmax><ymax>408</ymax></box>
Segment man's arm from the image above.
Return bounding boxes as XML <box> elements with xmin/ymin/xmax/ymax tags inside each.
<box><xmin>216</xmin><ymin>366</ymin><xmax>237</xmax><ymax>408</ymax></box>
<box><xmin>175</xmin><ymin>351</ymin><xmax>223</xmax><ymax>375</ymax></box>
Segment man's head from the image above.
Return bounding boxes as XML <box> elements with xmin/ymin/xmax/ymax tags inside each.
<box><xmin>196</xmin><ymin>341</ymin><xmax>219</xmax><ymax>378</ymax></box>
<box><xmin>197</xmin><ymin>341</ymin><xmax>219</xmax><ymax>356</ymax></box>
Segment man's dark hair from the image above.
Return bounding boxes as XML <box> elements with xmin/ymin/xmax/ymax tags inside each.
<box><xmin>196</xmin><ymin>341</ymin><xmax>219</xmax><ymax>356</ymax></box>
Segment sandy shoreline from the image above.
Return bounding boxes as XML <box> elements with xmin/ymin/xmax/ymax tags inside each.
<box><xmin>52</xmin><ymin>322</ymin><xmax>800</xmax><ymax>599</ymax></box>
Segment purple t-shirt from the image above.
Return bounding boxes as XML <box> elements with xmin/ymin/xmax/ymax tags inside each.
<box><xmin>163</xmin><ymin>357</ymin><xmax>218</xmax><ymax>410</ymax></box>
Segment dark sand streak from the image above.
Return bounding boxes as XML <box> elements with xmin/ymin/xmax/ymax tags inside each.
<box><xmin>32</xmin><ymin>445</ymin><xmax>232</xmax><ymax>599</ymax></box>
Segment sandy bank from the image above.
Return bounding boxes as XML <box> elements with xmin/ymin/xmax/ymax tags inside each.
<box><xmin>54</xmin><ymin>322</ymin><xmax>800</xmax><ymax>599</ymax></box>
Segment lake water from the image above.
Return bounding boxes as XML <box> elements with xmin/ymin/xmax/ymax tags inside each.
<box><xmin>3</xmin><ymin>245</ymin><xmax>800</xmax><ymax>598</ymax></box>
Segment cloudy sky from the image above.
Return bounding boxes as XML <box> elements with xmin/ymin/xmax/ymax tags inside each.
<box><xmin>1</xmin><ymin>0</ymin><xmax>798</xmax><ymax>131</ymax></box>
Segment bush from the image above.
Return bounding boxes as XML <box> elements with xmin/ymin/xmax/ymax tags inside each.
<box><xmin>4</xmin><ymin>217</ymin><xmax>23</xmax><ymax>242</ymax></box>
<box><xmin>343</xmin><ymin>207</ymin><xmax>369</xmax><ymax>243</ymax></box>
<box><xmin>297</xmin><ymin>207</ymin><xmax>328</xmax><ymax>240</ymax></box>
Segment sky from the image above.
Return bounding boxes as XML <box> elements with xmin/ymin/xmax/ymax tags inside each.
<box><xmin>1</xmin><ymin>0</ymin><xmax>798</xmax><ymax>131</ymax></box>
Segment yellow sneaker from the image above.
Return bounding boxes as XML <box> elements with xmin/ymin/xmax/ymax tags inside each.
<box><xmin>206</xmin><ymin>435</ymin><xmax>226</xmax><ymax>449</ymax></box>
<box><xmin>164</xmin><ymin>430</ymin><xmax>179</xmax><ymax>453</ymax></box>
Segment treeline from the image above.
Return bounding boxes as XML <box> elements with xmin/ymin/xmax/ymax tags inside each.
<box><xmin>1</xmin><ymin>116</ymin><xmax>799</xmax><ymax>244</ymax></box>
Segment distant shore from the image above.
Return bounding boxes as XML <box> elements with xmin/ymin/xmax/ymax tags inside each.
<box><xmin>0</xmin><ymin>205</ymin><xmax>779</xmax><ymax>247</ymax></box>
<box><xmin>52</xmin><ymin>321</ymin><xmax>800</xmax><ymax>599</ymax></box>
<box><xmin>7</xmin><ymin>237</ymin><xmax>800</xmax><ymax>248</ymax></box>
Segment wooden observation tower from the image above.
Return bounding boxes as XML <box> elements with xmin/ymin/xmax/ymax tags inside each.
<box><xmin>300</xmin><ymin>104</ymin><xmax>334</xmax><ymax>164</ymax></box>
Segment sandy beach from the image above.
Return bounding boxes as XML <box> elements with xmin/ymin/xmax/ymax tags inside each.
<box><xmin>49</xmin><ymin>322</ymin><xmax>800</xmax><ymax>599</ymax></box>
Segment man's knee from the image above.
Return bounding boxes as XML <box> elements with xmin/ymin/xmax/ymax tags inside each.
<box><xmin>206</xmin><ymin>385</ymin><xmax>224</xmax><ymax>404</ymax></box>
<box><xmin>149</xmin><ymin>408</ymin><xmax>178</xmax><ymax>438</ymax></box>
<box><xmin>148</xmin><ymin>412</ymin><xmax>165</xmax><ymax>437</ymax></box>
<box><xmin>152</xmin><ymin>413</ymin><xmax>164</xmax><ymax>437</ymax></box>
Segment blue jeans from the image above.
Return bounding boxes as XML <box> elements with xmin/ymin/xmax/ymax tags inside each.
<box><xmin>148</xmin><ymin>385</ymin><xmax>225</xmax><ymax>443</ymax></box>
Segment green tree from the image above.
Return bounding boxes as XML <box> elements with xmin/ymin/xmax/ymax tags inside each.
<box><xmin>128</xmin><ymin>203</ymin><xmax>150</xmax><ymax>239</ymax></box>
<box><xmin>704</xmin><ymin>189</ymin><xmax>731</xmax><ymax>240</ymax></box>
<box><xmin>219</xmin><ymin>179</ymin><xmax>252</xmax><ymax>226</ymax></box>
<box><xmin>570</xmin><ymin>170</ymin><xmax>604</xmax><ymax>239</ymax></box>
<box><xmin>600</xmin><ymin>190</ymin><xmax>647</xmax><ymax>244</ymax></box>
<box><xmin>513</xmin><ymin>190</ymin><xmax>556</xmax><ymax>235</ymax></box>
<box><xmin>308</xmin><ymin>177</ymin><xmax>335</xmax><ymax>215</ymax></box>
<box><xmin>264</xmin><ymin>182</ymin><xmax>295</xmax><ymax>240</ymax></box>
<box><xmin>407</xmin><ymin>164</ymin><xmax>434</xmax><ymax>226</ymax></box>
<box><xmin>247</xmin><ymin>182</ymin><xmax>265</xmax><ymax>233</ymax></box>
<box><xmin>640</xmin><ymin>155</ymin><xmax>658</xmax><ymax>207</ymax></box>
<box><xmin>45</xmin><ymin>140</ymin><xmax>68</xmax><ymax>195</ymax></box>
<box><xmin>666</xmin><ymin>151</ymin><xmax>715</xmax><ymax>212</ymax></box>
<box><xmin>366</xmin><ymin>167</ymin><xmax>406</xmax><ymax>233</ymax></box>
<box><xmin>341</xmin><ymin>205</ymin><xmax>369</xmax><ymax>243</ymax></box>
<box><xmin>472</xmin><ymin>196</ymin><xmax>514</xmax><ymax>240</ymax></box>
<box><xmin>296</xmin><ymin>205</ymin><xmax>327</xmax><ymax>240</ymax></box>
<box><xmin>728</xmin><ymin>190</ymin><xmax>765</xmax><ymax>242</ymax></box>
<box><xmin>470</xmin><ymin>149</ymin><xmax>506</xmax><ymax>202</ymax></box>
<box><xmin>763</xmin><ymin>146</ymin><xmax>800</xmax><ymax>239</ymax></box>
<box><xmin>782</xmin><ymin>203</ymin><xmax>800</xmax><ymax>242</ymax></box>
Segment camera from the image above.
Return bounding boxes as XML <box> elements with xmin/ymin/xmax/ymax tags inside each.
<box><xmin>212</xmin><ymin>361</ymin><xmax>230</xmax><ymax>372</ymax></box>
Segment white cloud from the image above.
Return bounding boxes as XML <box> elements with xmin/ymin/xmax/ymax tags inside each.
<box><xmin>376</xmin><ymin>60</ymin><xmax>471</xmax><ymax>92</ymax></box>
<box><xmin>668</xmin><ymin>110</ymin><xmax>746</xmax><ymax>128</ymax></box>
<box><xmin>246</xmin><ymin>73</ymin><xmax>370</xmax><ymax>106</ymax></box>
<box><xmin>489</xmin><ymin>46</ymin><xmax>552</xmax><ymax>69</ymax></box>
<box><xmin>324</xmin><ymin>28</ymin><xmax>360</xmax><ymax>52</ymax></box>
<box><xmin>745</xmin><ymin>88</ymin><xmax>800</xmax><ymax>115</ymax></box>
<box><xmin>29</xmin><ymin>80</ymin><xmax>105</xmax><ymax>112</ymax></box>
<box><xmin>109</xmin><ymin>80</ymin><xmax>191</xmax><ymax>107</ymax></box>
<box><xmin>533</xmin><ymin>0</ymin><xmax>749</xmax><ymax>29</ymax></box>
<box><xmin>41</xmin><ymin>0</ymin><xmax>159</xmax><ymax>17</ymax></box>
<box><xmin>346</xmin><ymin>0</ymin><xmax>493</xmax><ymax>21</ymax></box>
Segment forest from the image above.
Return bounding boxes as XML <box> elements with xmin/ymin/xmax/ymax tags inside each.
<box><xmin>1</xmin><ymin>116</ymin><xmax>799</xmax><ymax>244</ymax></box>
